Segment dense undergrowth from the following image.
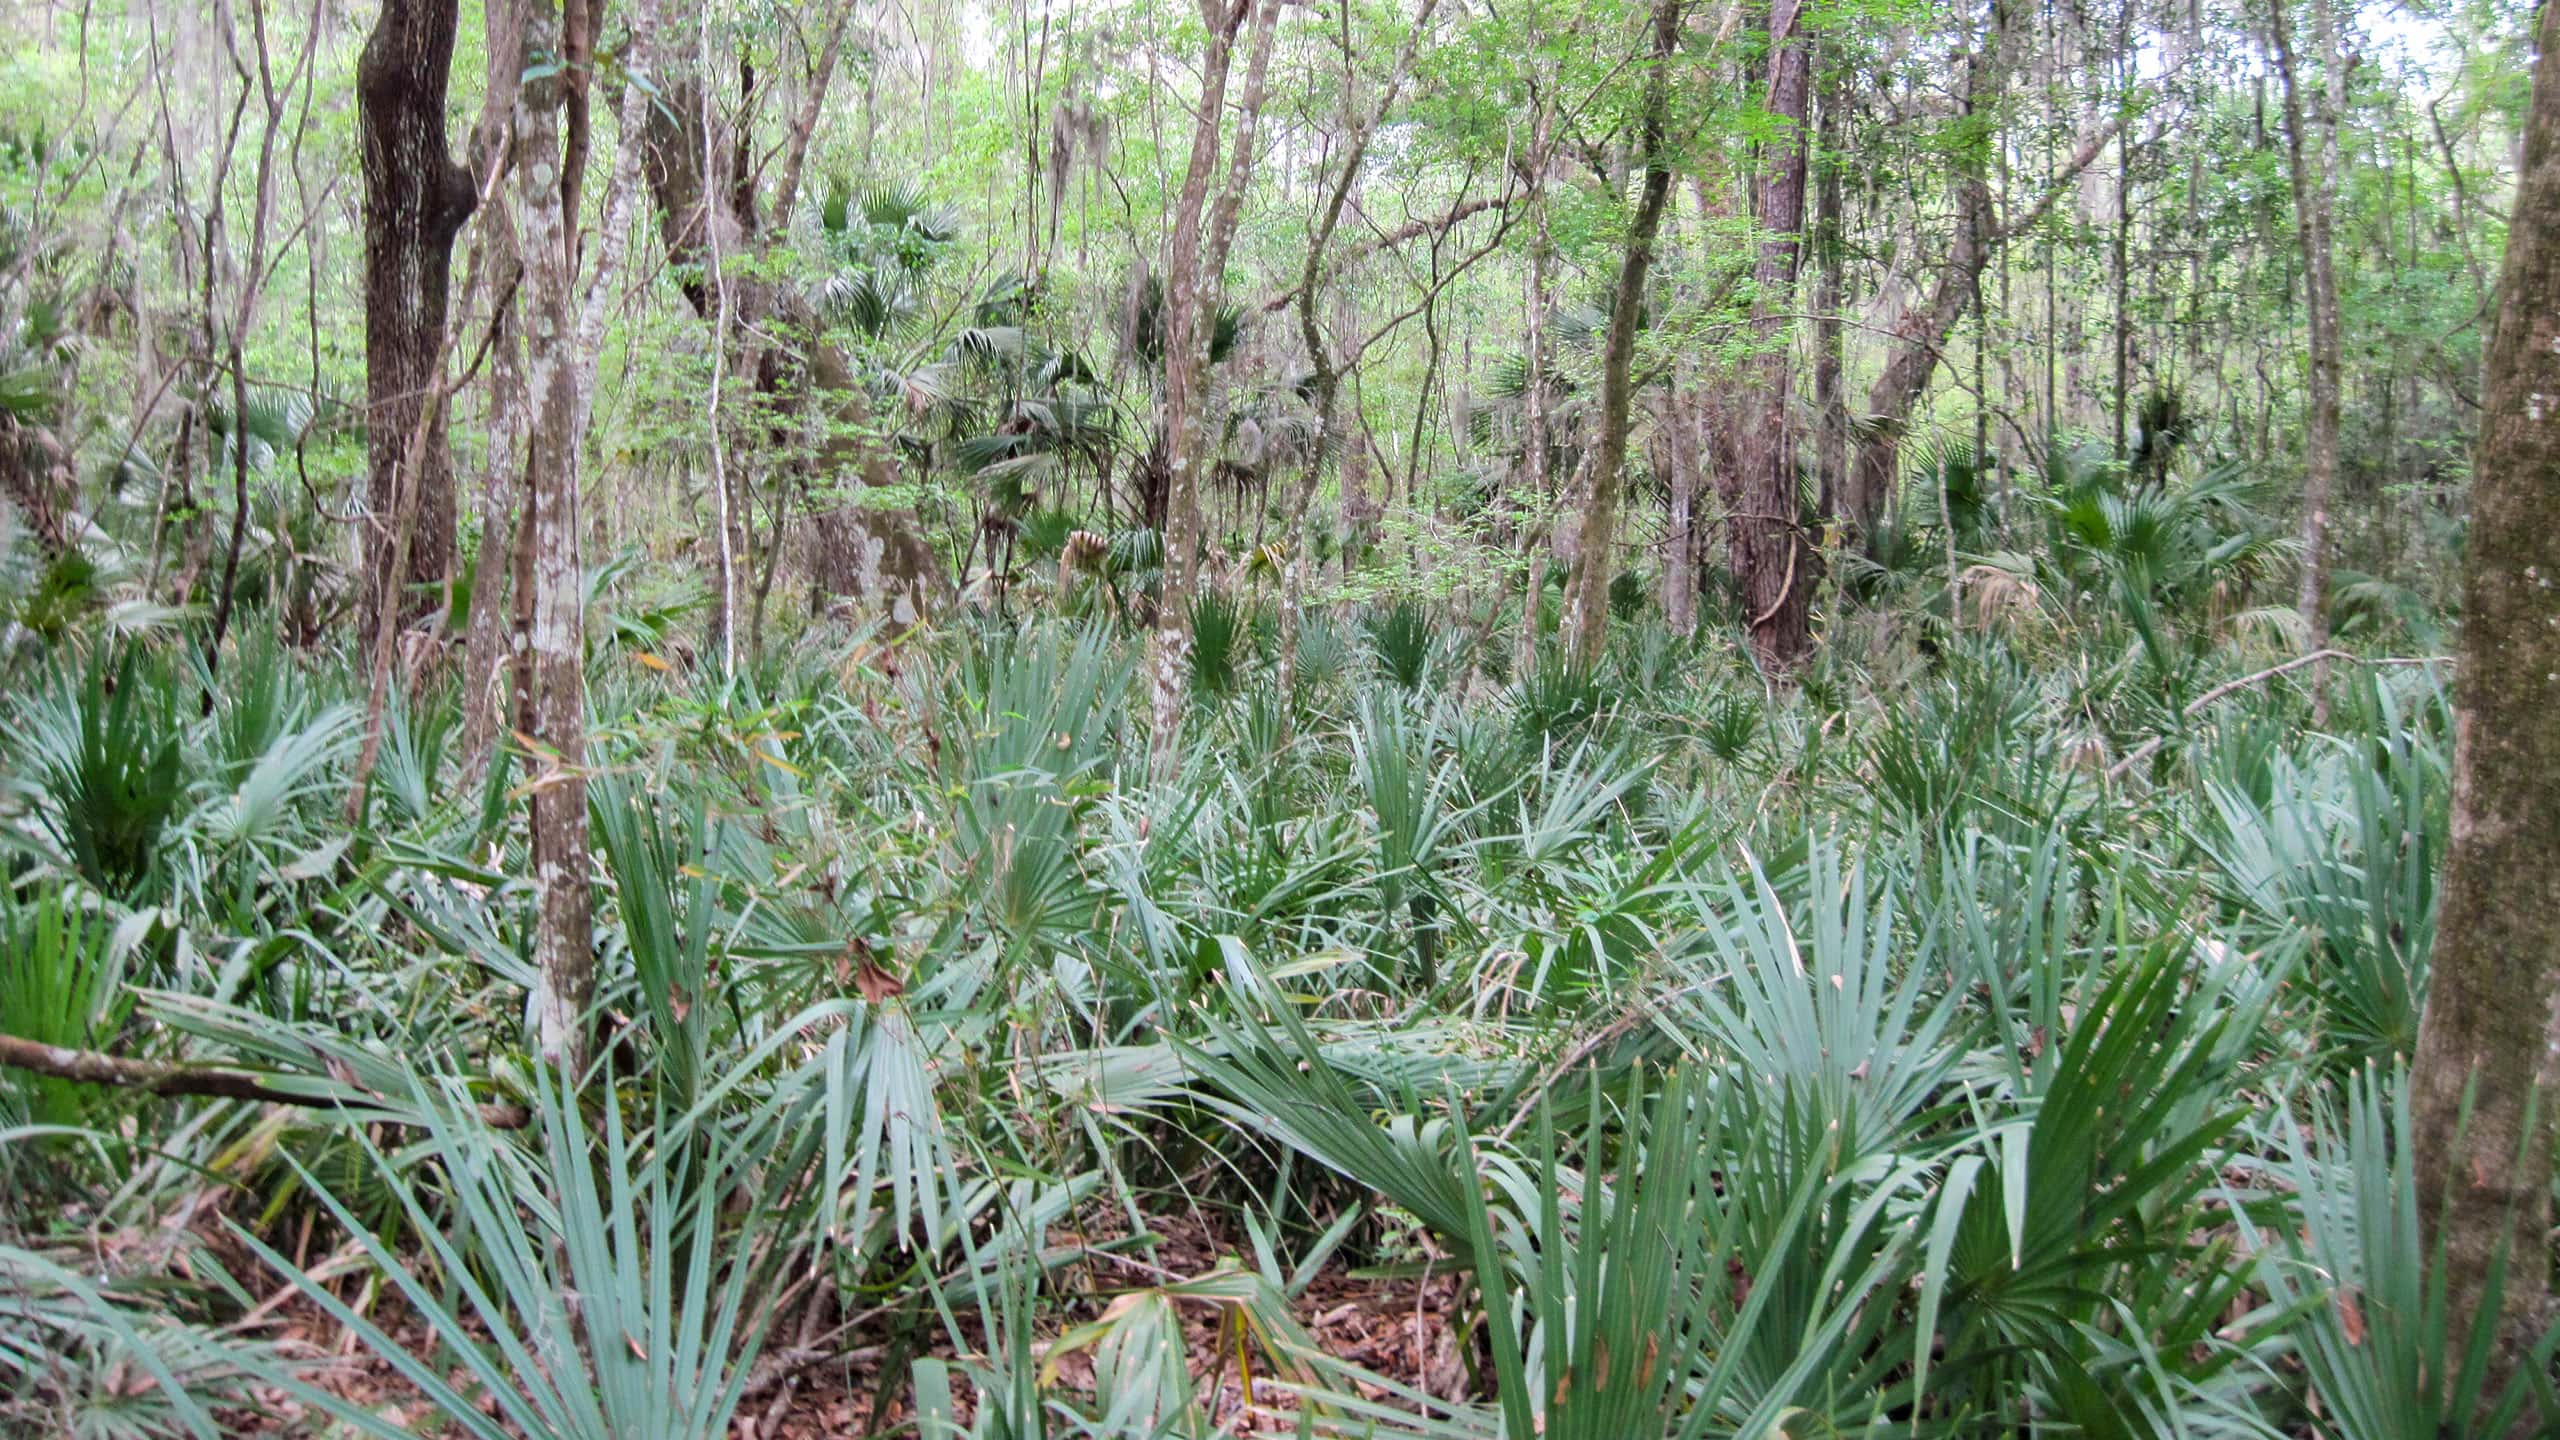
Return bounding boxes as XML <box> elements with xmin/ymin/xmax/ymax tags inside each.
<box><xmin>0</xmin><ymin>466</ymin><xmax>2520</xmax><ymax>1436</ymax></box>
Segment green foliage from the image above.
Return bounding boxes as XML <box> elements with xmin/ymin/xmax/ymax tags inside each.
<box><xmin>0</xmin><ymin>880</ymin><xmax>129</xmax><ymax>1136</ymax></box>
<box><xmin>1363</xmin><ymin>599</ymin><xmax>1434</xmax><ymax>690</ymax></box>
<box><xmin>0</xmin><ymin>0</ymin><xmax>2528</xmax><ymax>1426</ymax></box>
<box><xmin>28</xmin><ymin>650</ymin><xmax>187</xmax><ymax>901</ymax></box>
<box><xmin>241</xmin><ymin>1058</ymin><xmax>776</xmax><ymax>1440</ymax></box>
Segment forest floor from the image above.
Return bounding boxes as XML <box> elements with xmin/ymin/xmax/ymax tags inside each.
<box><xmin>221</xmin><ymin>1207</ymin><xmax>1466</xmax><ymax>1436</ymax></box>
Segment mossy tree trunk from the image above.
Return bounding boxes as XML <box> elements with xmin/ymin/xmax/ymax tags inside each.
<box><xmin>2408</xmin><ymin>1</ymin><xmax>2560</xmax><ymax>1427</ymax></box>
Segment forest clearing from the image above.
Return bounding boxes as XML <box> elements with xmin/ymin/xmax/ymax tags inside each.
<box><xmin>1</xmin><ymin>0</ymin><xmax>2558</xmax><ymax>1432</ymax></box>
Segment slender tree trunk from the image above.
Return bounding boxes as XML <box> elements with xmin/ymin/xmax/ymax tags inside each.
<box><xmin>357</xmin><ymin>0</ymin><xmax>477</xmax><ymax>647</ymax></box>
<box><xmin>1563</xmin><ymin>0</ymin><xmax>1684</xmax><ymax>672</ymax></box>
<box><xmin>454</xmin><ymin>0</ymin><xmax>528</xmax><ymax>790</ymax></box>
<box><xmin>514</xmin><ymin>0</ymin><xmax>593</xmax><ymax>1077</ymax></box>
<box><xmin>1845</xmin><ymin>0</ymin><xmax>2120</xmax><ymax>550</ymax></box>
<box><xmin>1515</xmin><ymin>94</ymin><xmax>1558</xmax><ymax>679</ymax></box>
<box><xmin>1811</xmin><ymin>63</ymin><xmax>1848</xmax><ymax>526</ymax></box>
<box><xmin>2408</xmin><ymin>3</ymin><xmax>2560</xmax><ymax>1427</ymax></box>
<box><xmin>456</xmin><ymin>222</ymin><xmax>524</xmax><ymax>790</ymax></box>
<box><xmin>2270</xmin><ymin>0</ymin><xmax>2344</xmax><ymax>719</ymax></box>
<box><xmin>1149</xmin><ymin>0</ymin><xmax>1282</xmax><ymax>776</ymax></box>
<box><xmin>639</xmin><ymin>32</ymin><xmax>940</xmax><ymax>636</ymax></box>
<box><xmin>1275</xmin><ymin>0</ymin><xmax>1440</xmax><ymax>742</ymax></box>
<box><xmin>199</xmin><ymin>0</ymin><xmax>307</xmax><ymax>687</ymax></box>
<box><xmin>1662</xmin><ymin>366</ymin><xmax>1699</xmax><ymax>635</ymax></box>
<box><xmin>1737</xmin><ymin>0</ymin><xmax>1815</xmax><ymax>671</ymax></box>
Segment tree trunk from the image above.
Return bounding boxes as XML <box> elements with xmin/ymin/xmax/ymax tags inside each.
<box><xmin>1847</xmin><ymin>34</ymin><xmax>1998</xmax><ymax>544</ymax></box>
<box><xmin>1841</xmin><ymin>0</ymin><xmax>2120</xmax><ymax>551</ymax></box>
<box><xmin>357</xmin><ymin>0</ymin><xmax>477</xmax><ymax>645</ymax></box>
<box><xmin>1515</xmin><ymin>93</ymin><xmax>1558</xmax><ymax>680</ymax></box>
<box><xmin>638</xmin><ymin>63</ymin><xmax>942</xmax><ymax>635</ymax></box>
<box><xmin>1563</xmin><ymin>0</ymin><xmax>1684</xmax><ymax>672</ymax></box>
<box><xmin>454</xmin><ymin>0</ymin><xmax>529</xmax><ymax>790</ymax></box>
<box><xmin>1736</xmin><ymin>0</ymin><xmax>1815</xmax><ymax>671</ymax></box>
<box><xmin>1274</xmin><ymin>0</ymin><xmax>1437</xmax><ymax>743</ymax></box>
<box><xmin>2270</xmin><ymin>0</ymin><xmax>2344</xmax><ymax>719</ymax></box>
<box><xmin>1662</xmin><ymin>368</ymin><xmax>1699</xmax><ymax>635</ymax></box>
<box><xmin>455</xmin><ymin>213</ymin><xmax>525</xmax><ymax>790</ymax></box>
<box><xmin>1148</xmin><ymin>0</ymin><xmax>1282</xmax><ymax>776</ymax></box>
<box><xmin>514</xmin><ymin>0</ymin><xmax>594</xmax><ymax>1078</ymax></box>
<box><xmin>1811</xmin><ymin>62</ymin><xmax>1848</xmax><ymax>524</ymax></box>
<box><xmin>2407</xmin><ymin>1</ymin><xmax>2560</xmax><ymax>1427</ymax></box>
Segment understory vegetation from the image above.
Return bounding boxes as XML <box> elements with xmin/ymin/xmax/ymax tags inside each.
<box><xmin>0</xmin><ymin>553</ymin><xmax>2509</xmax><ymax>1435</ymax></box>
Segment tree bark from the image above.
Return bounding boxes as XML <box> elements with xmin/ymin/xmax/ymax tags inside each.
<box><xmin>454</xmin><ymin>0</ymin><xmax>529</xmax><ymax>791</ymax></box>
<box><xmin>1810</xmin><ymin>60</ymin><xmax>1848</xmax><ymax>525</ymax></box>
<box><xmin>2269</xmin><ymin>0</ymin><xmax>2345</xmax><ymax>720</ymax></box>
<box><xmin>1275</xmin><ymin>0</ymin><xmax>1441</xmax><ymax>741</ymax></box>
<box><xmin>357</xmin><ymin>0</ymin><xmax>477</xmax><ymax>645</ymax></box>
<box><xmin>1515</xmin><ymin>92</ymin><xmax>1559</xmax><ymax>681</ymax></box>
<box><xmin>2408</xmin><ymin>0</ymin><xmax>2560</xmax><ymax>1426</ymax></box>
<box><xmin>1563</xmin><ymin>0</ymin><xmax>1684</xmax><ymax>672</ymax></box>
<box><xmin>455</xmin><ymin>216</ymin><xmax>526</xmax><ymax>790</ymax></box>
<box><xmin>0</xmin><ymin>1033</ymin><xmax>528</xmax><ymax>1128</ymax></box>
<box><xmin>513</xmin><ymin>0</ymin><xmax>594</xmax><ymax>1078</ymax></box>
<box><xmin>1736</xmin><ymin>0</ymin><xmax>1815</xmax><ymax>671</ymax></box>
<box><xmin>1662</xmin><ymin>366</ymin><xmax>1700</xmax><ymax>635</ymax></box>
<box><xmin>1148</xmin><ymin>0</ymin><xmax>1282</xmax><ymax>776</ymax></box>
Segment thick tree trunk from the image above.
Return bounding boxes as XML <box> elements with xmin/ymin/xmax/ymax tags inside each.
<box><xmin>2270</xmin><ymin>0</ymin><xmax>2344</xmax><ymax>718</ymax></box>
<box><xmin>2408</xmin><ymin>1</ymin><xmax>2560</xmax><ymax>1427</ymax></box>
<box><xmin>357</xmin><ymin>0</ymin><xmax>476</xmax><ymax>644</ymax></box>
<box><xmin>1736</xmin><ymin>0</ymin><xmax>1816</xmax><ymax>671</ymax></box>
<box><xmin>513</xmin><ymin>0</ymin><xmax>593</xmax><ymax>1078</ymax></box>
<box><xmin>1563</xmin><ymin>0</ymin><xmax>1684</xmax><ymax>672</ymax></box>
<box><xmin>1149</xmin><ymin>0</ymin><xmax>1282</xmax><ymax>775</ymax></box>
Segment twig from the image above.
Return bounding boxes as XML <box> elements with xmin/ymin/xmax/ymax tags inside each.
<box><xmin>2105</xmin><ymin>650</ymin><xmax>2450</xmax><ymax>781</ymax></box>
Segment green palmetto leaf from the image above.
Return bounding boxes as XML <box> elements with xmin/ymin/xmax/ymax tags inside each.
<box><xmin>2241</xmin><ymin>1069</ymin><xmax>2559</xmax><ymax>1438</ymax></box>
<box><xmin>0</xmin><ymin>1240</ymin><xmax>269</xmax><ymax>1439</ymax></box>
<box><xmin>234</xmin><ymin>1057</ymin><xmax>773</xmax><ymax>1440</ymax></box>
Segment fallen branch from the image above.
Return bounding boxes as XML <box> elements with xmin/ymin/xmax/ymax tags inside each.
<box><xmin>0</xmin><ymin>1032</ymin><xmax>529</xmax><ymax>1129</ymax></box>
<box><xmin>2105</xmin><ymin>650</ymin><xmax>2451</xmax><ymax>782</ymax></box>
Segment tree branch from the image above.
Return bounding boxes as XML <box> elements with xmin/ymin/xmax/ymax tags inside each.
<box><xmin>1256</xmin><ymin>193</ymin><xmax>1513</xmax><ymax>313</ymax></box>
<box><xmin>0</xmin><ymin>1032</ymin><xmax>529</xmax><ymax>1128</ymax></box>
